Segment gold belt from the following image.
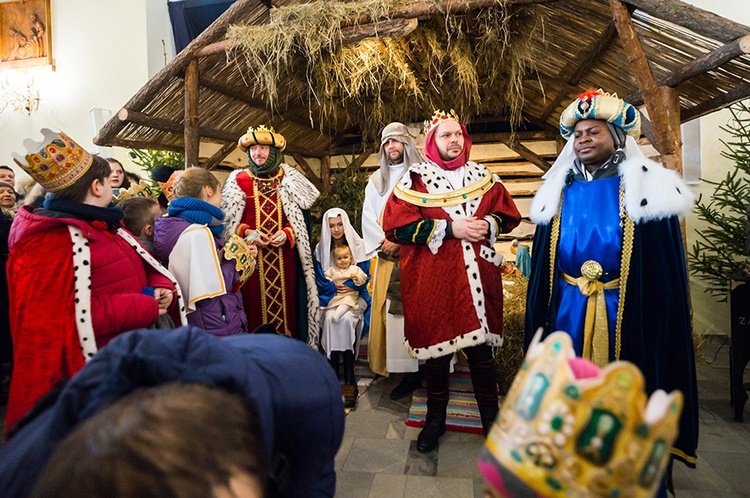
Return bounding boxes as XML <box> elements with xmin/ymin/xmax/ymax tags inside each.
<box><xmin>561</xmin><ymin>260</ymin><xmax>619</xmax><ymax>367</ymax></box>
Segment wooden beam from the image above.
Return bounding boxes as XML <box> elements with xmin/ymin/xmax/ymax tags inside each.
<box><xmin>204</xmin><ymin>141</ymin><xmax>238</xmax><ymax>171</ymax></box>
<box><xmin>94</xmin><ymin>0</ymin><xmax>260</xmax><ymax>147</ymax></box>
<box><xmin>619</xmin><ymin>0</ymin><xmax>750</xmax><ymax>43</ymax></box>
<box><xmin>184</xmin><ymin>59</ymin><xmax>200</xmax><ymax>168</ymax></box>
<box><xmin>349</xmin><ymin>0</ymin><xmax>558</xmax><ymax>25</ymax></box>
<box><xmin>610</xmin><ymin>0</ymin><xmax>678</xmax><ymax>155</ymax></box>
<box><xmin>116</xmin><ymin>108</ymin><xmax>327</xmax><ymax>158</ymax></box>
<box><xmin>197</xmin><ymin>18</ymin><xmax>419</xmax><ymax>60</ymax></box>
<box><xmin>540</xmin><ymin>20</ymin><xmax>620</xmax><ymax>123</ymax></box>
<box><xmin>290</xmin><ymin>153</ymin><xmax>324</xmax><ymax>191</ymax></box>
<box><xmin>658</xmin><ymin>86</ymin><xmax>683</xmax><ymax>174</ymax></box>
<box><xmin>502</xmin><ymin>139</ymin><xmax>553</xmax><ymax>172</ymax></box>
<box><xmin>626</xmin><ymin>34</ymin><xmax>750</xmax><ymax>106</ymax></box>
<box><xmin>197</xmin><ymin>76</ymin><xmax>318</xmax><ymax>131</ymax></box>
<box><xmin>104</xmin><ymin>138</ymin><xmax>187</xmax><ymax>154</ymax></box>
<box><xmin>682</xmin><ymin>82</ymin><xmax>750</xmax><ymax>122</ymax></box>
<box><xmin>339</xmin><ymin>17</ymin><xmax>419</xmax><ymax>45</ymax></box>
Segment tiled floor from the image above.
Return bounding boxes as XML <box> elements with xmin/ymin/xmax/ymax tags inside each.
<box><xmin>336</xmin><ymin>335</ymin><xmax>750</xmax><ymax>497</ymax></box>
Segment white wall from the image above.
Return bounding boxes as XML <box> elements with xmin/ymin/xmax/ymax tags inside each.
<box><xmin>680</xmin><ymin>0</ymin><xmax>750</xmax><ymax>335</ymax></box>
<box><xmin>0</xmin><ymin>0</ymin><xmax>172</xmax><ymax>182</ymax></box>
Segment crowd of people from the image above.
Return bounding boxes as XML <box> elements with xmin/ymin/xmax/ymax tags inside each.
<box><xmin>0</xmin><ymin>91</ymin><xmax>697</xmax><ymax>497</ymax></box>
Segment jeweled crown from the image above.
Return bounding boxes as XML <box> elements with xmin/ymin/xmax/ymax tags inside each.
<box><xmin>560</xmin><ymin>88</ymin><xmax>641</xmax><ymax>139</ymax></box>
<box><xmin>238</xmin><ymin>124</ymin><xmax>287</xmax><ymax>152</ymax></box>
<box><xmin>479</xmin><ymin>331</ymin><xmax>683</xmax><ymax>498</ymax></box>
<box><xmin>423</xmin><ymin>109</ymin><xmax>460</xmax><ymax>136</ymax></box>
<box><xmin>12</xmin><ymin>129</ymin><xmax>93</xmax><ymax>192</ymax></box>
<box><xmin>113</xmin><ymin>180</ymin><xmax>159</xmax><ymax>203</ymax></box>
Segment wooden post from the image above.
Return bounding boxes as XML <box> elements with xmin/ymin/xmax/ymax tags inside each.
<box><xmin>658</xmin><ymin>86</ymin><xmax>682</xmax><ymax>176</ymax></box>
<box><xmin>184</xmin><ymin>59</ymin><xmax>200</xmax><ymax>168</ymax></box>
<box><xmin>320</xmin><ymin>155</ymin><xmax>332</xmax><ymax>194</ymax></box>
<box><xmin>609</xmin><ymin>0</ymin><xmax>679</xmax><ymax>159</ymax></box>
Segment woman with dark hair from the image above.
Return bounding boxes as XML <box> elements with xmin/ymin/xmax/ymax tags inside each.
<box><xmin>105</xmin><ymin>158</ymin><xmax>131</xmax><ymax>190</ymax></box>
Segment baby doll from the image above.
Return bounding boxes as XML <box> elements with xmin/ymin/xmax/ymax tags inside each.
<box><xmin>323</xmin><ymin>245</ymin><xmax>368</xmax><ymax>322</ymax></box>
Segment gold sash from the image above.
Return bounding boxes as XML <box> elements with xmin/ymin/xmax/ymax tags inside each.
<box><xmin>561</xmin><ymin>260</ymin><xmax>619</xmax><ymax>367</ymax></box>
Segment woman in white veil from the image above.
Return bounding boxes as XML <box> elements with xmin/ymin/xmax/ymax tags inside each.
<box><xmin>314</xmin><ymin>208</ymin><xmax>371</xmax><ymax>407</ymax></box>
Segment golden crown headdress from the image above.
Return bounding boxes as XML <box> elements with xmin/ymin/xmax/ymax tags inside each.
<box><xmin>423</xmin><ymin>109</ymin><xmax>460</xmax><ymax>136</ymax></box>
<box><xmin>560</xmin><ymin>89</ymin><xmax>641</xmax><ymax>139</ymax></box>
<box><xmin>113</xmin><ymin>180</ymin><xmax>159</xmax><ymax>204</ymax></box>
<box><xmin>12</xmin><ymin>129</ymin><xmax>93</xmax><ymax>192</ymax></box>
<box><xmin>479</xmin><ymin>331</ymin><xmax>683</xmax><ymax>498</ymax></box>
<box><xmin>238</xmin><ymin>124</ymin><xmax>287</xmax><ymax>152</ymax></box>
<box><xmin>157</xmin><ymin>170</ymin><xmax>183</xmax><ymax>203</ymax></box>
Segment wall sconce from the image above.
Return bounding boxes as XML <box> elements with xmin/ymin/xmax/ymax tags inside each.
<box><xmin>0</xmin><ymin>78</ymin><xmax>41</xmax><ymax>115</ymax></box>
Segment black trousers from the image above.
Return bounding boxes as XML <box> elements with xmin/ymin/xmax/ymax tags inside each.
<box><xmin>424</xmin><ymin>343</ymin><xmax>497</xmax><ymax>407</ymax></box>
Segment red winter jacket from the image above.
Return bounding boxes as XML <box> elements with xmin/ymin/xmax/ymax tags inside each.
<box><xmin>5</xmin><ymin>205</ymin><xmax>174</xmax><ymax>431</ymax></box>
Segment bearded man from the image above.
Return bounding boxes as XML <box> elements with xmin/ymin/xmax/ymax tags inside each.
<box><xmin>222</xmin><ymin>126</ymin><xmax>320</xmax><ymax>345</ymax></box>
<box><xmin>383</xmin><ymin>111</ymin><xmax>521</xmax><ymax>453</ymax></box>
<box><xmin>524</xmin><ymin>89</ymin><xmax>698</xmax><ymax>472</ymax></box>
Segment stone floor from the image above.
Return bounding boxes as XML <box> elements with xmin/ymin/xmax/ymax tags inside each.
<box><xmin>335</xmin><ymin>335</ymin><xmax>750</xmax><ymax>497</ymax></box>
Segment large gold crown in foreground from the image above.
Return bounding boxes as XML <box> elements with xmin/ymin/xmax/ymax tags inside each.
<box><xmin>479</xmin><ymin>331</ymin><xmax>683</xmax><ymax>498</ymax></box>
<box><xmin>423</xmin><ymin>109</ymin><xmax>460</xmax><ymax>136</ymax></box>
<box><xmin>238</xmin><ymin>124</ymin><xmax>287</xmax><ymax>152</ymax></box>
<box><xmin>12</xmin><ymin>129</ymin><xmax>93</xmax><ymax>192</ymax></box>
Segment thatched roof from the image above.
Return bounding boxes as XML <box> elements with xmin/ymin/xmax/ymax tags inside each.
<box><xmin>94</xmin><ymin>0</ymin><xmax>750</xmax><ymax>169</ymax></box>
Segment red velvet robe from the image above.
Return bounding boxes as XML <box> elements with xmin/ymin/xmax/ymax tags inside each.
<box><xmin>383</xmin><ymin>163</ymin><xmax>521</xmax><ymax>359</ymax></box>
<box><xmin>235</xmin><ymin>170</ymin><xmax>299</xmax><ymax>337</ymax></box>
<box><xmin>5</xmin><ymin>206</ymin><xmax>174</xmax><ymax>432</ymax></box>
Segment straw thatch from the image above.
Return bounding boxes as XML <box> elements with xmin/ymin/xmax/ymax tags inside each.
<box><xmin>94</xmin><ymin>0</ymin><xmax>750</xmax><ymax>167</ymax></box>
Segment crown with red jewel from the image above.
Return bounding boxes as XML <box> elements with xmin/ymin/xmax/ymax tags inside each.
<box><xmin>12</xmin><ymin>129</ymin><xmax>94</xmax><ymax>192</ymax></box>
<box><xmin>560</xmin><ymin>89</ymin><xmax>641</xmax><ymax>139</ymax></box>
<box><xmin>238</xmin><ymin>124</ymin><xmax>287</xmax><ymax>152</ymax></box>
<box><xmin>423</xmin><ymin>109</ymin><xmax>460</xmax><ymax>136</ymax></box>
<box><xmin>478</xmin><ymin>331</ymin><xmax>683</xmax><ymax>498</ymax></box>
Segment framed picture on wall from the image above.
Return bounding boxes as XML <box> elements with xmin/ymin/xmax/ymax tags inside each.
<box><xmin>0</xmin><ymin>0</ymin><xmax>52</xmax><ymax>69</ymax></box>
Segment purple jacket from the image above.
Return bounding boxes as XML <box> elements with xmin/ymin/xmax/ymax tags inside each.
<box><xmin>154</xmin><ymin>216</ymin><xmax>248</xmax><ymax>336</ymax></box>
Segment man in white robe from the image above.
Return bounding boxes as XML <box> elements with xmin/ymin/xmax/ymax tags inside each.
<box><xmin>362</xmin><ymin>122</ymin><xmax>424</xmax><ymax>399</ymax></box>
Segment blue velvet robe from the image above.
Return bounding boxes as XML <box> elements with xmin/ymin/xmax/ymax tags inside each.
<box><xmin>524</xmin><ymin>177</ymin><xmax>699</xmax><ymax>468</ymax></box>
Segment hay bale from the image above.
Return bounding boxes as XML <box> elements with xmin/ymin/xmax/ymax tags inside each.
<box><xmin>495</xmin><ymin>273</ymin><xmax>528</xmax><ymax>395</ymax></box>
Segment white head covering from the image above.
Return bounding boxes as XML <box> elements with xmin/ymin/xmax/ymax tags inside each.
<box><xmin>315</xmin><ymin>208</ymin><xmax>368</xmax><ymax>269</ymax></box>
<box><xmin>374</xmin><ymin>122</ymin><xmax>424</xmax><ymax>196</ymax></box>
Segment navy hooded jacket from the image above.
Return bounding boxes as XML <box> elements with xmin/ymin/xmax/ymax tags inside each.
<box><xmin>0</xmin><ymin>326</ymin><xmax>345</xmax><ymax>497</ymax></box>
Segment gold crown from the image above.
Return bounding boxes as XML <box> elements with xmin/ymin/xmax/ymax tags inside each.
<box><xmin>157</xmin><ymin>170</ymin><xmax>183</xmax><ymax>203</ymax></box>
<box><xmin>238</xmin><ymin>124</ymin><xmax>286</xmax><ymax>152</ymax></box>
<box><xmin>423</xmin><ymin>109</ymin><xmax>460</xmax><ymax>136</ymax></box>
<box><xmin>479</xmin><ymin>331</ymin><xmax>683</xmax><ymax>498</ymax></box>
<box><xmin>12</xmin><ymin>129</ymin><xmax>93</xmax><ymax>192</ymax></box>
<box><xmin>114</xmin><ymin>180</ymin><xmax>159</xmax><ymax>203</ymax></box>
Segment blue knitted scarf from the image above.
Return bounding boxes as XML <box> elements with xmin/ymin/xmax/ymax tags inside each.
<box><xmin>168</xmin><ymin>197</ymin><xmax>225</xmax><ymax>237</ymax></box>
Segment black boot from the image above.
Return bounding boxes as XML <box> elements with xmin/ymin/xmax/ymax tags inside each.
<box><xmin>342</xmin><ymin>350</ymin><xmax>356</xmax><ymax>386</ymax></box>
<box><xmin>389</xmin><ymin>369</ymin><xmax>423</xmax><ymax>400</ymax></box>
<box><xmin>478</xmin><ymin>403</ymin><xmax>499</xmax><ymax>437</ymax></box>
<box><xmin>328</xmin><ymin>351</ymin><xmax>341</xmax><ymax>380</ymax></box>
<box><xmin>417</xmin><ymin>403</ymin><xmax>447</xmax><ymax>453</ymax></box>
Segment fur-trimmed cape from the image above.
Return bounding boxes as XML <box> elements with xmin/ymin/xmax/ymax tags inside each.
<box><xmin>530</xmin><ymin>153</ymin><xmax>694</xmax><ymax>225</ymax></box>
<box><xmin>524</xmin><ymin>152</ymin><xmax>699</xmax><ymax>467</ymax></box>
<box><xmin>222</xmin><ymin>164</ymin><xmax>320</xmax><ymax>347</ymax></box>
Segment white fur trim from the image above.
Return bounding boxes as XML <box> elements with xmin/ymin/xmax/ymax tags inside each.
<box><xmin>398</xmin><ymin>161</ymin><xmax>503</xmax><ymax>359</ymax></box>
<box><xmin>221</xmin><ymin>166</ymin><xmax>321</xmax><ymax>348</ymax></box>
<box><xmin>530</xmin><ymin>136</ymin><xmax>694</xmax><ymax>224</ymax></box>
<box><xmin>68</xmin><ymin>226</ymin><xmax>97</xmax><ymax>362</ymax></box>
<box><xmin>117</xmin><ymin>229</ymin><xmax>188</xmax><ymax>327</ymax></box>
<box><xmin>68</xmin><ymin>227</ymin><xmax>188</xmax><ymax>364</ymax></box>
